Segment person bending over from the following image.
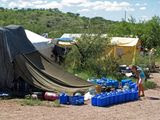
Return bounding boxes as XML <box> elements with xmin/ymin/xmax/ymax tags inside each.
<box><xmin>131</xmin><ymin>65</ymin><xmax>145</xmax><ymax>97</ymax></box>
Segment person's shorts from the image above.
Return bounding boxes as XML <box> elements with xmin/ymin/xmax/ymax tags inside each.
<box><xmin>138</xmin><ymin>78</ymin><xmax>144</xmax><ymax>84</ymax></box>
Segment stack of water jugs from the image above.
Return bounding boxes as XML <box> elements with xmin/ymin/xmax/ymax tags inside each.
<box><xmin>89</xmin><ymin>77</ymin><xmax>119</xmax><ymax>88</ymax></box>
<box><xmin>59</xmin><ymin>93</ymin><xmax>84</xmax><ymax>105</ymax></box>
<box><xmin>91</xmin><ymin>79</ymin><xmax>139</xmax><ymax>107</ymax></box>
<box><xmin>121</xmin><ymin>79</ymin><xmax>138</xmax><ymax>90</ymax></box>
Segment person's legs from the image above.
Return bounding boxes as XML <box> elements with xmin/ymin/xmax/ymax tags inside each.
<box><xmin>141</xmin><ymin>84</ymin><xmax>145</xmax><ymax>96</ymax></box>
<box><xmin>138</xmin><ymin>84</ymin><xmax>141</xmax><ymax>96</ymax></box>
<box><xmin>139</xmin><ymin>83</ymin><xmax>145</xmax><ymax>97</ymax></box>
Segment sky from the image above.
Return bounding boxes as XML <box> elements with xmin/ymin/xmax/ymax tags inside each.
<box><xmin>0</xmin><ymin>0</ymin><xmax>160</xmax><ymax>21</ymax></box>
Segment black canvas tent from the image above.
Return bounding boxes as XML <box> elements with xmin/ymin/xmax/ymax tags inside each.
<box><xmin>0</xmin><ymin>25</ymin><xmax>93</xmax><ymax>93</ymax></box>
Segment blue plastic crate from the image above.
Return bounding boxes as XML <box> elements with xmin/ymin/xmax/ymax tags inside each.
<box><xmin>60</xmin><ymin>94</ymin><xmax>69</xmax><ymax>104</ymax></box>
<box><xmin>69</xmin><ymin>96</ymin><xmax>84</xmax><ymax>105</ymax></box>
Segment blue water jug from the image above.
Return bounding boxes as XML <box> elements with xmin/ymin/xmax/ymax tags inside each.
<box><xmin>91</xmin><ymin>96</ymin><xmax>98</xmax><ymax>106</ymax></box>
<box><xmin>121</xmin><ymin>92</ymin><xmax>125</xmax><ymax>103</ymax></box>
<box><xmin>116</xmin><ymin>92</ymin><xmax>121</xmax><ymax>104</ymax></box>
<box><xmin>112</xmin><ymin>94</ymin><xmax>116</xmax><ymax>105</ymax></box>
<box><xmin>97</xmin><ymin>95</ymin><xmax>105</xmax><ymax>107</ymax></box>
<box><xmin>123</xmin><ymin>91</ymin><xmax>127</xmax><ymax>102</ymax></box>
<box><xmin>115</xmin><ymin>81</ymin><xmax>119</xmax><ymax>88</ymax></box>
<box><xmin>119</xmin><ymin>92</ymin><xmax>123</xmax><ymax>103</ymax></box>
<box><xmin>130</xmin><ymin>91</ymin><xmax>135</xmax><ymax>101</ymax></box>
<box><xmin>134</xmin><ymin>90</ymin><xmax>139</xmax><ymax>100</ymax></box>
<box><xmin>107</xmin><ymin>94</ymin><xmax>112</xmax><ymax>106</ymax></box>
<box><xmin>132</xmin><ymin>90</ymin><xmax>139</xmax><ymax>101</ymax></box>
<box><xmin>127</xmin><ymin>91</ymin><xmax>131</xmax><ymax>102</ymax></box>
<box><xmin>114</xmin><ymin>92</ymin><xmax>118</xmax><ymax>104</ymax></box>
<box><xmin>110</xmin><ymin>94</ymin><xmax>114</xmax><ymax>105</ymax></box>
<box><xmin>125</xmin><ymin>91</ymin><xmax>130</xmax><ymax>102</ymax></box>
<box><xmin>105</xmin><ymin>95</ymin><xmax>110</xmax><ymax>106</ymax></box>
<box><xmin>101</xmin><ymin>77</ymin><xmax>108</xmax><ymax>81</ymax></box>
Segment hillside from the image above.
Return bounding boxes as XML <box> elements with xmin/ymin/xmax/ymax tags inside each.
<box><xmin>0</xmin><ymin>8</ymin><xmax>160</xmax><ymax>49</ymax></box>
<box><xmin>0</xmin><ymin>8</ymin><xmax>115</xmax><ymax>38</ymax></box>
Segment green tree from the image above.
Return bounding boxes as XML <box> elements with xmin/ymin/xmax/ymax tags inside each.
<box><xmin>142</xmin><ymin>16</ymin><xmax>160</xmax><ymax>48</ymax></box>
<box><xmin>65</xmin><ymin>34</ymin><xmax>119</xmax><ymax>77</ymax></box>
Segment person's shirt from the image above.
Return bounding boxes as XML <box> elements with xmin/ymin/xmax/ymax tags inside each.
<box><xmin>137</xmin><ymin>66</ymin><xmax>146</xmax><ymax>80</ymax></box>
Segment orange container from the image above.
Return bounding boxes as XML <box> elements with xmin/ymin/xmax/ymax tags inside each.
<box><xmin>95</xmin><ymin>85</ymin><xmax>102</xmax><ymax>94</ymax></box>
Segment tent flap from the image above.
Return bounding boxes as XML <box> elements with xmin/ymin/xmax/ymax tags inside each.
<box><xmin>0</xmin><ymin>25</ymin><xmax>93</xmax><ymax>93</ymax></box>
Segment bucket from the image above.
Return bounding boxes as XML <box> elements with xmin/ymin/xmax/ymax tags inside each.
<box><xmin>95</xmin><ymin>85</ymin><xmax>102</xmax><ymax>94</ymax></box>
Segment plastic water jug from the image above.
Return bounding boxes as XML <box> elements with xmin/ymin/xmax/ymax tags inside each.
<box><xmin>114</xmin><ymin>93</ymin><xmax>118</xmax><ymax>104</ymax></box>
<box><xmin>97</xmin><ymin>96</ymin><xmax>104</xmax><ymax>107</ymax></box>
<box><xmin>91</xmin><ymin>96</ymin><xmax>98</xmax><ymax>106</ymax></box>
<box><xmin>112</xmin><ymin>94</ymin><xmax>116</xmax><ymax>105</ymax></box>
<box><xmin>121</xmin><ymin>92</ymin><xmax>125</xmax><ymax>103</ymax></box>
<box><xmin>130</xmin><ymin>91</ymin><xmax>135</xmax><ymax>101</ymax></box>
<box><xmin>125</xmin><ymin>91</ymin><xmax>130</xmax><ymax>102</ymax></box>
<box><xmin>119</xmin><ymin>92</ymin><xmax>123</xmax><ymax>103</ymax></box>
<box><xmin>108</xmin><ymin>94</ymin><xmax>113</xmax><ymax>105</ymax></box>
<box><xmin>134</xmin><ymin>90</ymin><xmax>139</xmax><ymax>100</ymax></box>
<box><xmin>132</xmin><ymin>90</ymin><xmax>139</xmax><ymax>101</ymax></box>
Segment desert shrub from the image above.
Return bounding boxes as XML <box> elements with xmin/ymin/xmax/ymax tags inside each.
<box><xmin>144</xmin><ymin>81</ymin><xmax>157</xmax><ymax>90</ymax></box>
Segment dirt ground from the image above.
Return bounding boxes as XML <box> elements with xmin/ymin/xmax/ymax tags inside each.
<box><xmin>0</xmin><ymin>73</ymin><xmax>160</xmax><ymax>120</ymax></box>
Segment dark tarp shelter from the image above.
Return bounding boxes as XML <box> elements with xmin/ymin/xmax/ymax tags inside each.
<box><xmin>0</xmin><ymin>25</ymin><xmax>93</xmax><ymax>93</ymax></box>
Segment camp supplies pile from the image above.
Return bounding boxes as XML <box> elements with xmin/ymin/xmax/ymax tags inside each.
<box><xmin>121</xmin><ymin>79</ymin><xmax>138</xmax><ymax>90</ymax></box>
<box><xmin>89</xmin><ymin>79</ymin><xmax>139</xmax><ymax>107</ymax></box>
<box><xmin>60</xmin><ymin>93</ymin><xmax>84</xmax><ymax>105</ymax></box>
<box><xmin>88</xmin><ymin>77</ymin><xmax>119</xmax><ymax>88</ymax></box>
<box><xmin>89</xmin><ymin>78</ymin><xmax>137</xmax><ymax>90</ymax></box>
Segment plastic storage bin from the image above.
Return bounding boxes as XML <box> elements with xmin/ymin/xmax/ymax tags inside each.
<box><xmin>69</xmin><ymin>96</ymin><xmax>84</xmax><ymax>105</ymax></box>
<box><xmin>60</xmin><ymin>93</ymin><xmax>69</xmax><ymax>104</ymax></box>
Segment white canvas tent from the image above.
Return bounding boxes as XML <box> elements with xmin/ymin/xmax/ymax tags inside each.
<box><xmin>111</xmin><ymin>37</ymin><xmax>139</xmax><ymax>46</ymax></box>
<box><xmin>61</xmin><ymin>34</ymin><xmax>82</xmax><ymax>39</ymax></box>
<box><xmin>25</xmin><ymin>29</ymin><xmax>51</xmax><ymax>49</ymax></box>
<box><xmin>61</xmin><ymin>33</ymin><xmax>107</xmax><ymax>39</ymax></box>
